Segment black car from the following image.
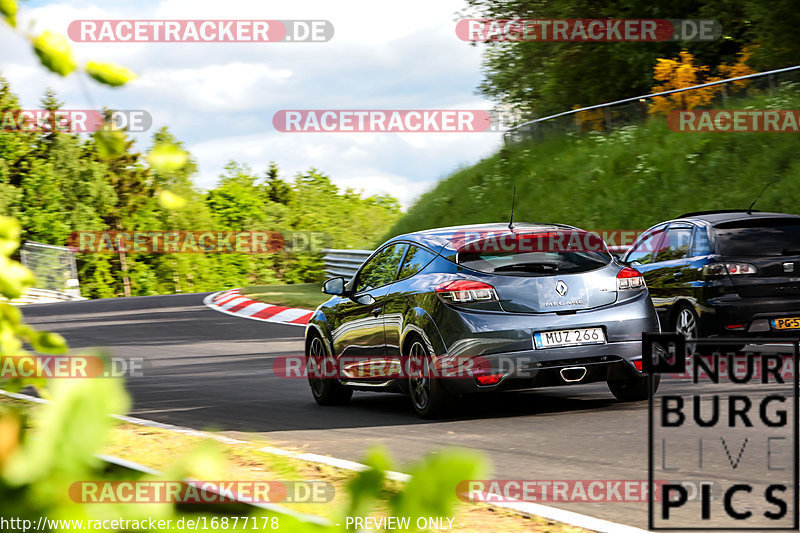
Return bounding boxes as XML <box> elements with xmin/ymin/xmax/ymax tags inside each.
<box><xmin>306</xmin><ymin>223</ymin><xmax>660</xmax><ymax>418</ymax></box>
<box><xmin>621</xmin><ymin>210</ymin><xmax>800</xmax><ymax>349</ymax></box>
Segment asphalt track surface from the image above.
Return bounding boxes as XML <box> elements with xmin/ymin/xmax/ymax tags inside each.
<box><xmin>21</xmin><ymin>293</ymin><xmax>799</xmax><ymax>531</ymax></box>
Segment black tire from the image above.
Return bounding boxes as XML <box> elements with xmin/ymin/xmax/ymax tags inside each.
<box><xmin>407</xmin><ymin>338</ymin><xmax>454</xmax><ymax>419</ymax></box>
<box><xmin>306</xmin><ymin>334</ymin><xmax>352</xmax><ymax>406</ymax></box>
<box><xmin>608</xmin><ymin>374</ymin><xmax>661</xmax><ymax>402</ymax></box>
<box><xmin>673</xmin><ymin>304</ymin><xmax>746</xmax><ymax>355</ymax></box>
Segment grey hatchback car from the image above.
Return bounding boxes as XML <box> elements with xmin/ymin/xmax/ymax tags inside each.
<box><xmin>305</xmin><ymin>223</ymin><xmax>660</xmax><ymax>417</ymax></box>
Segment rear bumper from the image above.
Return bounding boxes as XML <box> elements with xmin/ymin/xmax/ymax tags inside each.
<box><xmin>439</xmin><ymin>290</ymin><xmax>659</xmax><ymax>357</ymax></box>
<box><xmin>440</xmin><ymin>340</ymin><xmax>644</xmax><ymax>394</ymax></box>
<box><xmin>703</xmin><ymin>294</ymin><xmax>800</xmax><ymax>337</ymax></box>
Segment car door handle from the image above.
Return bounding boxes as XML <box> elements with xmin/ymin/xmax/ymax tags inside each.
<box><xmin>370</xmin><ymin>307</ymin><xmax>382</xmax><ymax>317</ymax></box>
<box><xmin>673</xmin><ymin>272</ymin><xmax>684</xmax><ymax>279</ymax></box>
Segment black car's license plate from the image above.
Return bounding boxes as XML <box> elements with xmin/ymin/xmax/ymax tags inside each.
<box><xmin>772</xmin><ymin>317</ymin><xmax>800</xmax><ymax>330</ymax></box>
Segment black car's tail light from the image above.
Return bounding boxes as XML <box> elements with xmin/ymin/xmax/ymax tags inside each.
<box><xmin>617</xmin><ymin>267</ymin><xmax>645</xmax><ymax>290</ymax></box>
<box><xmin>435</xmin><ymin>279</ymin><xmax>499</xmax><ymax>303</ymax></box>
<box><xmin>475</xmin><ymin>373</ymin><xmax>504</xmax><ymax>386</ymax></box>
<box><xmin>701</xmin><ymin>262</ymin><xmax>757</xmax><ymax>277</ymax></box>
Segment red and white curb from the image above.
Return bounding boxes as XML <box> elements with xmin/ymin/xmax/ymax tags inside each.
<box><xmin>203</xmin><ymin>288</ymin><xmax>314</xmax><ymax>326</ymax></box>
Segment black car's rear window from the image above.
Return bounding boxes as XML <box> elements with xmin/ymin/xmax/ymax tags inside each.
<box><xmin>714</xmin><ymin>218</ymin><xmax>800</xmax><ymax>256</ymax></box>
<box><xmin>457</xmin><ymin>250</ymin><xmax>611</xmax><ymax>276</ymax></box>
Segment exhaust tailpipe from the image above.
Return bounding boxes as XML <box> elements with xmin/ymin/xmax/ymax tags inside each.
<box><xmin>560</xmin><ymin>366</ymin><xmax>587</xmax><ymax>383</ymax></box>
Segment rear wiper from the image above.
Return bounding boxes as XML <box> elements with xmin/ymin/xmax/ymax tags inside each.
<box><xmin>782</xmin><ymin>249</ymin><xmax>800</xmax><ymax>256</ymax></box>
<box><xmin>493</xmin><ymin>262</ymin><xmax>560</xmax><ymax>272</ymax></box>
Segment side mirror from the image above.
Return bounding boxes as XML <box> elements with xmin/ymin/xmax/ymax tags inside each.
<box><xmin>355</xmin><ymin>294</ymin><xmax>375</xmax><ymax>306</ymax></box>
<box><xmin>322</xmin><ymin>277</ymin><xmax>345</xmax><ymax>295</ymax></box>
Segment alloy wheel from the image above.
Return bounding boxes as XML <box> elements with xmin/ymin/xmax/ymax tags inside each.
<box><xmin>307</xmin><ymin>336</ymin><xmax>326</xmax><ymax>396</ymax></box>
<box><xmin>408</xmin><ymin>341</ymin><xmax>431</xmax><ymax>410</ymax></box>
<box><xmin>676</xmin><ymin>308</ymin><xmax>699</xmax><ymax>355</ymax></box>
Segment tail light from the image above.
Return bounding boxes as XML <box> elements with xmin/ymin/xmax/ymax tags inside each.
<box><xmin>702</xmin><ymin>262</ymin><xmax>757</xmax><ymax>277</ymax></box>
<box><xmin>475</xmin><ymin>374</ymin><xmax>504</xmax><ymax>386</ymax></box>
<box><xmin>617</xmin><ymin>267</ymin><xmax>645</xmax><ymax>290</ymax></box>
<box><xmin>435</xmin><ymin>280</ymin><xmax>498</xmax><ymax>303</ymax></box>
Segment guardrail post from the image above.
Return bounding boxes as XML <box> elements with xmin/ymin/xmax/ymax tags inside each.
<box><xmin>604</xmin><ymin>107</ymin><xmax>612</xmax><ymax>131</ymax></box>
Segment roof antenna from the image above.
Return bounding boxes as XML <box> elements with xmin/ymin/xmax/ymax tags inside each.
<box><xmin>748</xmin><ymin>178</ymin><xmax>776</xmax><ymax>214</ymax></box>
<box><xmin>508</xmin><ymin>186</ymin><xmax>517</xmax><ymax>230</ymax></box>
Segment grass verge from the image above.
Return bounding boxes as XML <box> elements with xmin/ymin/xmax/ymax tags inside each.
<box><xmin>1</xmin><ymin>394</ymin><xmax>588</xmax><ymax>532</ymax></box>
<box><xmin>240</xmin><ymin>283</ymin><xmax>328</xmax><ymax>310</ymax></box>
<box><xmin>383</xmin><ymin>86</ymin><xmax>800</xmax><ymax>243</ymax></box>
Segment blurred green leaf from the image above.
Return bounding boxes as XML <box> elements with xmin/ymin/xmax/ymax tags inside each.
<box><xmin>30</xmin><ymin>331</ymin><xmax>67</xmax><ymax>354</ymax></box>
<box><xmin>32</xmin><ymin>31</ymin><xmax>76</xmax><ymax>76</ymax></box>
<box><xmin>0</xmin><ymin>412</ymin><xmax>20</xmax><ymax>467</ymax></box>
<box><xmin>4</xmin><ymin>378</ymin><xmax>130</xmax><ymax>485</ymax></box>
<box><xmin>85</xmin><ymin>61</ymin><xmax>137</xmax><ymax>87</ymax></box>
<box><xmin>0</xmin><ymin>216</ymin><xmax>21</xmax><ymax>257</ymax></box>
<box><xmin>148</xmin><ymin>142</ymin><xmax>188</xmax><ymax>171</ymax></box>
<box><xmin>345</xmin><ymin>446</ymin><xmax>391</xmax><ymax>518</ymax></box>
<box><xmin>158</xmin><ymin>190</ymin><xmax>187</xmax><ymax>210</ymax></box>
<box><xmin>391</xmin><ymin>449</ymin><xmax>486</xmax><ymax>527</ymax></box>
<box><xmin>93</xmin><ymin>127</ymin><xmax>127</xmax><ymax>159</ymax></box>
<box><xmin>0</xmin><ymin>303</ymin><xmax>22</xmax><ymax>326</ymax></box>
<box><xmin>0</xmin><ymin>256</ymin><xmax>35</xmax><ymax>300</ymax></box>
<box><xmin>0</xmin><ymin>0</ymin><xmax>17</xmax><ymax>28</ymax></box>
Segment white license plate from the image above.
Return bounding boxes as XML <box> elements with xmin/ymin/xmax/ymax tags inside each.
<box><xmin>534</xmin><ymin>327</ymin><xmax>606</xmax><ymax>349</ymax></box>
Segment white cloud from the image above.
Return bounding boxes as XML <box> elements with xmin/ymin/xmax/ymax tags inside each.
<box><xmin>136</xmin><ymin>63</ymin><xmax>292</xmax><ymax>111</ymax></box>
<box><xmin>0</xmin><ymin>0</ymin><xmax>499</xmax><ymax>211</ymax></box>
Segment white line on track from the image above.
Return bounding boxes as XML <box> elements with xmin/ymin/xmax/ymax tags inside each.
<box><xmin>0</xmin><ymin>388</ymin><xmax>652</xmax><ymax>532</ymax></box>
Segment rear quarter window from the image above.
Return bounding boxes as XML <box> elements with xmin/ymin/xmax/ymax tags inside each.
<box><xmin>398</xmin><ymin>246</ymin><xmax>436</xmax><ymax>279</ymax></box>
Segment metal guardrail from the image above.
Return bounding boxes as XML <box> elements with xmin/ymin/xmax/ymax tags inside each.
<box><xmin>323</xmin><ymin>249</ymin><xmax>373</xmax><ymax>280</ymax></box>
<box><xmin>607</xmin><ymin>244</ymin><xmax>631</xmax><ymax>256</ymax></box>
<box><xmin>20</xmin><ymin>240</ymin><xmax>82</xmax><ymax>296</ymax></box>
<box><xmin>6</xmin><ymin>288</ymin><xmax>87</xmax><ymax>305</ymax></box>
<box><xmin>504</xmin><ymin>64</ymin><xmax>800</xmax><ymax>144</ymax></box>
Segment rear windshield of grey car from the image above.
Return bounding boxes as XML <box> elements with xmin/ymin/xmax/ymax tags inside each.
<box><xmin>457</xmin><ymin>250</ymin><xmax>611</xmax><ymax>276</ymax></box>
<box><xmin>714</xmin><ymin>218</ymin><xmax>800</xmax><ymax>256</ymax></box>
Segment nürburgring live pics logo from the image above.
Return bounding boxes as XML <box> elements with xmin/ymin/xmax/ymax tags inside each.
<box><xmin>644</xmin><ymin>332</ymin><xmax>799</xmax><ymax>530</ymax></box>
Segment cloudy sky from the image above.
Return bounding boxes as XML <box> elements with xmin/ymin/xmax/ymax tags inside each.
<box><xmin>0</xmin><ymin>0</ymin><xmax>504</xmax><ymax>207</ymax></box>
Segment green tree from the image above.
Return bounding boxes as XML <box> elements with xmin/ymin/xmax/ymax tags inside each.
<box><xmin>94</xmin><ymin>126</ymin><xmax>152</xmax><ymax>297</ymax></box>
<box><xmin>464</xmin><ymin>0</ymin><xmax>797</xmax><ymax>116</ymax></box>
